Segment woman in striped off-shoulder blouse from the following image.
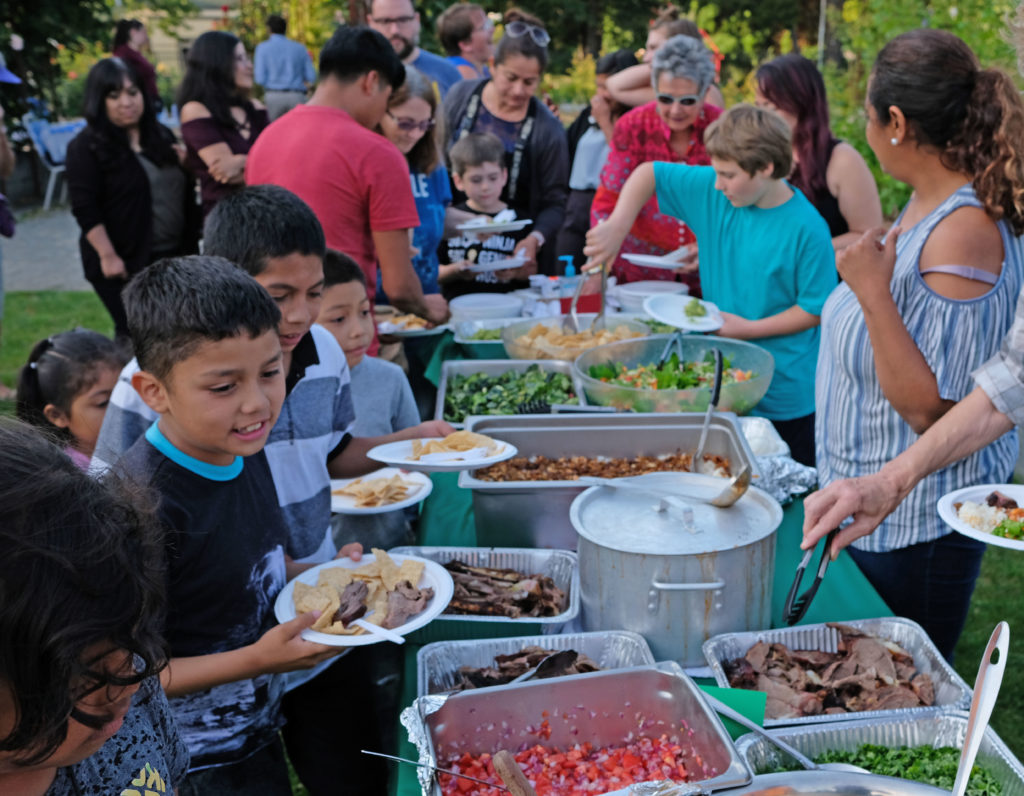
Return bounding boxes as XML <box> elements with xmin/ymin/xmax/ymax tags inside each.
<box><xmin>814</xmin><ymin>29</ymin><xmax>1024</xmax><ymax>662</ymax></box>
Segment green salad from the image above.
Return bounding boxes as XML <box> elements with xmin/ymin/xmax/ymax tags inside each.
<box><xmin>993</xmin><ymin>518</ymin><xmax>1024</xmax><ymax>539</ymax></box>
<box><xmin>640</xmin><ymin>319</ymin><xmax>677</xmax><ymax>334</ymax></box>
<box><xmin>466</xmin><ymin>327</ymin><xmax>503</xmax><ymax>341</ymax></box>
<box><xmin>443</xmin><ymin>365</ymin><xmax>577</xmax><ymax>421</ymax></box>
<box><xmin>588</xmin><ymin>351</ymin><xmax>753</xmax><ymax>391</ymax></box>
<box><xmin>684</xmin><ymin>297</ymin><xmax>708</xmax><ymax>319</ymax></box>
<box><xmin>773</xmin><ymin>744</ymin><xmax>1001</xmax><ymax>796</ymax></box>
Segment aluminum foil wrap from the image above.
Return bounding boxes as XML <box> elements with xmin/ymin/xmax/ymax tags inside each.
<box><xmin>401</xmin><ymin>695</ymin><xmax>448</xmax><ymax>796</ymax></box>
<box><xmin>752</xmin><ymin>455</ymin><xmax>817</xmax><ymax>506</ymax></box>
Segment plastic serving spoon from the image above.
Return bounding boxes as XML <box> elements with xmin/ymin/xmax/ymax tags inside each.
<box><xmin>701</xmin><ymin>693</ymin><xmax>867</xmax><ymax>773</ymax></box>
<box><xmin>952</xmin><ymin>622</ymin><xmax>1009</xmax><ymax>796</ymax></box>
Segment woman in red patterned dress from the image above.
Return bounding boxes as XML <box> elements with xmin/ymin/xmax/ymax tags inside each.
<box><xmin>590</xmin><ymin>34</ymin><xmax>719</xmax><ymax>292</ymax></box>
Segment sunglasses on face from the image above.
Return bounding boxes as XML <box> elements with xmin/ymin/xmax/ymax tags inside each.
<box><xmin>656</xmin><ymin>93</ymin><xmax>701</xmax><ymax>106</ymax></box>
<box><xmin>387</xmin><ymin>110</ymin><xmax>435</xmax><ymax>132</ymax></box>
<box><xmin>504</xmin><ymin>20</ymin><xmax>551</xmax><ymax>47</ymax></box>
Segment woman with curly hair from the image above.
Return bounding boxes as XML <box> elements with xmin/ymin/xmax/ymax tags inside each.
<box><xmin>815</xmin><ymin>29</ymin><xmax>1024</xmax><ymax>661</ymax></box>
<box><xmin>178</xmin><ymin>31</ymin><xmax>268</xmax><ymax>217</ymax></box>
<box><xmin>755</xmin><ymin>54</ymin><xmax>881</xmax><ymax>250</ymax></box>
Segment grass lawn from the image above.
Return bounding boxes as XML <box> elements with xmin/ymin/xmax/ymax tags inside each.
<box><xmin>2</xmin><ymin>290</ymin><xmax>1022</xmax><ymax>768</ymax></box>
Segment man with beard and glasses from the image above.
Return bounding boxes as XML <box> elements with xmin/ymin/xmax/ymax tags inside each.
<box><xmin>367</xmin><ymin>0</ymin><xmax>461</xmax><ymax>97</ymax></box>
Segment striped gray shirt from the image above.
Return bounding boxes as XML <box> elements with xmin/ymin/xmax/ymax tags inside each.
<box><xmin>816</xmin><ymin>184</ymin><xmax>1023</xmax><ymax>552</ymax></box>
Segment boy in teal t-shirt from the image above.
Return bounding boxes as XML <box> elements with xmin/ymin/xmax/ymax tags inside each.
<box><xmin>584</xmin><ymin>103</ymin><xmax>836</xmax><ymax>464</ymax></box>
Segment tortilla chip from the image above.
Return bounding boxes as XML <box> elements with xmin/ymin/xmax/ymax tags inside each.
<box><xmin>293</xmin><ymin>582</ymin><xmax>340</xmax><ymax>631</ymax></box>
<box><xmin>351</xmin><ymin>559</ymin><xmax>381</xmax><ymax>580</ymax></box>
<box><xmin>317</xmin><ymin>567</ymin><xmax>353</xmax><ymax>595</ymax></box>
<box><xmin>396</xmin><ymin>558</ymin><xmax>425</xmax><ymax>587</ymax></box>
<box><xmin>375</xmin><ymin>549</ymin><xmax>402</xmax><ymax>590</ymax></box>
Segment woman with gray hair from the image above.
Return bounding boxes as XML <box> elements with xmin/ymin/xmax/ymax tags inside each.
<box><xmin>591</xmin><ymin>34</ymin><xmax>720</xmax><ymax>288</ymax></box>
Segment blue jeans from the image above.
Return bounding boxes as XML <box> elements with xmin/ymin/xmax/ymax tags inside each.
<box><xmin>847</xmin><ymin>532</ymin><xmax>986</xmax><ymax>664</ymax></box>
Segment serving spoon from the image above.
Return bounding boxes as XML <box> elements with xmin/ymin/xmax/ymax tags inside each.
<box><xmin>577</xmin><ymin>465</ymin><xmax>751</xmax><ymax>509</ymax></box>
<box><xmin>701</xmin><ymin>693</ymin><xmax>867</xmax><ymax>774</ymax></box>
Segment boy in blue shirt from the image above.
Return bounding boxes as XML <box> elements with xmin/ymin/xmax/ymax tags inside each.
<box><xmin>584</xmin><ymin>103</ymin><xmax>836</xmax><ymax>464</ymax></box>
<box><xmin>116</xmin><ymin>256</ymin><xmax>345</xmax><ymax>794</ymax></box>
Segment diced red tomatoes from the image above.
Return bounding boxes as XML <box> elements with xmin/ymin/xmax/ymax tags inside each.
<box><xmin>438</xmin><ymin>735</ymin><xmax>691</xmax><ymax>796</ymax></box>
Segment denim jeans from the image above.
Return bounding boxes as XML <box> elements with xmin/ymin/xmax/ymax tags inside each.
<box><xmin>847</xmin><ymin>531</ymin><xmax>986</xmax><ymax>663</ymax></box>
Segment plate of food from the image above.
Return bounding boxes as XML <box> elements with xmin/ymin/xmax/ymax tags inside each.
<box><xmin>937</xmin><ymin>484</ymin><xmax>1024</xmax><ymax>550</ymax></box>
<box><xmin>377</xmin><ymin>314</ymin><xmax>448</xmax><ymax>337</ymax></box>
<box><xmin>643</xmin><ymin>293</ymin><xmax>723</xmax><ymax>332</ymax></box>
<box><xmin>622</xmin><ymin>248</ymin><xmax>693</xmax><ymax>270</ymax></box>
<box><xmin>455</xmin><ymin>217</ymin><xmax>533</xmax><ymax>235</ymax></box>
<box><xmin>464</xmin><ymin>253</ymin><xmax>526</xmax><ymax>274</ymax></box>
<box><xmin>329</xmin><ymin>468</ymin><xmax>433</xmax><ymax>515</ymax></box>
<box><xmin>367</xmin><ymin>430</ymin><xmax>517</xmax><ymax>472</ymax></box>
<box><xmin>274</xmin><ymin>549</ymin><xmax>454</xmax><ymax>646</ymax></box>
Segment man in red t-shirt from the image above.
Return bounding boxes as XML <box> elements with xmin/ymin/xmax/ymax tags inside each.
<box><xmin>246</xmin><ymin>25</ymin><xmax>448</xmax><ymax>328</ymax></box>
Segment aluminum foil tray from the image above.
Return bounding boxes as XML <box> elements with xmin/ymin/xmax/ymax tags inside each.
<box><xmin>734</xmin><ymin>710</ymin><xmax>1024</xmax><ymax>796</ymax></box>
<box><xmin>435</xmin><ymin>359</ymin><xmax>589</xmax><ymax>425</ymax></box>
<box><xmin>702</xmin><ymin>617</ymin><xmax>971</xmax><ymax>727</ymax></box>
<box><xmin>390</xmin><ymin>546</ymin><xmax>579</xmax><ymax>642</ymax></box>
<box><xmin>417</xmin><ymin>629</ymin><xmax>656</xmax><ymax>696</ymax></box>
<box><xmin>402</xmin><ymin>661</ymin><xmax>752</xmax><ymax>796</ymax></box>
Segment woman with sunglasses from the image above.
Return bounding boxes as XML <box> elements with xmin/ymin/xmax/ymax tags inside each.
<box><xmin>755</xmin><ymin>54</ymin><xmax>881</xmax><ymax>250</ymax></box>
<box><xmin>590</xmin><ymin>34</ymin><xmax>719</xmax><ymax>290</ymax></box>
<box><xmin>178</xmin><ymin>31</ymin><xmax>268</xmax><ymax>218</ymax></box>
<box><xmin>443</xmin><ymin>8</ymin><xmax>568</xmax><ymax>278</ymax></box>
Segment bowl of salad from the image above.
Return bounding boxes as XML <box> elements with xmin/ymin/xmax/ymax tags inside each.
<box><xmin>502</xmin><ymin>314</ymin><xmax>650</xmax><ymax>360</ymax></box>
<box><xmin>573</xmin><ymin>335</ymin><xmax>774</xmax><ymax>414</ymax></box>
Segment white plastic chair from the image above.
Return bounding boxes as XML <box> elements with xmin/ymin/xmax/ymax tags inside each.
<box><xmin>22</xmin><ymin>114</ymin><xmax>86</xmax><ymax>211</ymax></box>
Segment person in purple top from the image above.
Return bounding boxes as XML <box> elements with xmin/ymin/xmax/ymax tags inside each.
<box><xmin>178</xmin><ymin>31</ymin><xmax>269</xmax><ymax>217</ymax></box>
<box><xmin>112</xmin><ymin>19</ymin><xmax>161</xmax><ymax>111</ymax></box>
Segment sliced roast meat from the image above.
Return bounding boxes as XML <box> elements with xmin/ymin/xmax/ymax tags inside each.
<box><xmin>382</xmin><ymin>580</ymin><xmax>435</xmax><ymax>629</ymax></box>
<box><xmin>335</xmin><ymin>580</ymin><xmax>369</xmax><ymax>627</ymax></box>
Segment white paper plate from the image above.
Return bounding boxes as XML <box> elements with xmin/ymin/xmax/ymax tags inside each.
<box><xmin>329</xmin><ymin>468</ymin><xmax>433</xmax><ymax>515</ymax></box>
<box><xmin>274</xmin><ymin>554</ymin><xmax>454</xmax><ymax>646</ymax></box>
<box><xmin>456</xmin><ymin>218</ymin><xmax>533</xmax><ymax>235</ymax></box>
<box><xmin>643</xmin><ymin>293</ymin><xmax>723</xmax><ymax>332</ymax></box>
<box><xmin>366</xmin><ymin>437</ymin><xmax>517</xmax><ymax>472</ymax></box>
<box><xmin>464</xmin><ymin>254</ymin><xmax>526</xmax><ymax>274</ymax></box>
<box><xmin>937</xmin><ymin>483</ymin><xmax>1024</xmax><ymax>551</ymax></box>
<box><xmin>622</xmin><ymin>252</ymin><xmax>691</xmax><ymax>270</ymax></box>
<box><xmin>376</xmin><ymin>321</ymin><xmax>449</xmax><ymax>337</ymax></box>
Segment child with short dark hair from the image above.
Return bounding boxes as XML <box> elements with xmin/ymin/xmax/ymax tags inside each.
<box><xmin>585</xmin><ymin>103</ymin><xmax>837</xmax><ymax>464</ymax></box>
<box><xmin>16</xmin><ymin>329</ymin><xmax>127</xmax><ymax>470</ymax></box>
<box><xmin>440</xmin><ymin>132</ymin><xmax>534</xmax><ymax>298</ymax></box>
<box><xmin>117</xmin><ymin>255</ymin><xmax>343</xmax><ymax>794</ymax></box>
<box><xmin>0</xmin><ymin>419</ymin><xmax>188</xmax><ymax>795</ymax></box>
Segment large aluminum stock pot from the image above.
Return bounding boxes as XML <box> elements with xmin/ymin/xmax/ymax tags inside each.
<box><xmin>570</xmin><ymin>472</ymin><xmax>782</xmax><ymax>666</ymax></box>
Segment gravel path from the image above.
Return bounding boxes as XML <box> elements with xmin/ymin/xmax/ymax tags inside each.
<box><xmin>3</xmin><ymin>206</ymin><xmax>91</xmax><ymax>292</ymax></box>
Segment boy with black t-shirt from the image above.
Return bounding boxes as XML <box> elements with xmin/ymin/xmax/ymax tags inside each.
<box><xmin>439</xmin><ymin>132</ymin><xmax>532</xmax><ymax>298</ymax></box>
<box><xmin>115</xmin><ymin>256</ymin><xmax>348</xmax><ymax>795</ymax></box>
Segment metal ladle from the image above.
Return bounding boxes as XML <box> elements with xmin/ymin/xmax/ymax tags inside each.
<box><xmin>952</xmin><ymin>621</ymin><xmax>1009</xmax><ymax>796</ymax></box>
<box><xmin>578</xmin><ymin>465</ymin><xmax>751</xmax><ymax>509</ymax></box>
<box><xmin>701</xmin><ymin>693</ymin><xmax>867</xmax><ymax>774</ymax></box>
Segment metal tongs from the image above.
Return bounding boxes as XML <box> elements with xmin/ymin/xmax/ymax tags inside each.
<box><xmin>565</xmin><ymin>260</ymin><xmax>609</xmax><ymax>333</ymax></box>
<box><xmin>782</xmin><ymin>528</ymin><xmax>839</xmax><ymax>625</ymax></box>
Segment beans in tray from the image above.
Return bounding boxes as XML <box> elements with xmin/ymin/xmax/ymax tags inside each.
<box><xmin>443</xmin><ymin>365</ymin><xmax>578</xmax><ymax>422</ymax></box>
<box><xmin>476</xmin><ymin>452</ymin><xmax>731</xmax><ymax>481</ymax></box>
<box><xmin>442</xmin><ymin>560</ymin><xmax>566</xmax><ymax>618</ymax></box>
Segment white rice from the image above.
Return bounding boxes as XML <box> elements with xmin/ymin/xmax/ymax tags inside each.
<box><xmin>956</xmin><ymin>500</ymin><xmax>1006</xmax><ymax>532</ymax></box>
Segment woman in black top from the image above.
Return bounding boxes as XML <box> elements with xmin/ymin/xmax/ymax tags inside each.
<box><xmin>755</xmin><ymin>54</ymin><xmax>881</xmax><ymax>251</ymax></box>
<box><xmin>66</xmin><ymin>58</ymin><xmax>199</xmax><ymax>337</ymax></box>
<box><xmin>443</xmin><ymin>8</ymin><xmax>568</xmax><ymax>277</ymax></box>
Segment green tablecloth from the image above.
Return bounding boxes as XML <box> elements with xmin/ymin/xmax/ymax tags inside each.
<box><xmin>391</xmin><ymin>474</ymin><xmax>892</xmax><ymax>796</ymax></box>
<box><xmin>423</xmin><ymin>331</ymin><xmax>508</xmax><ymax>387</ymax></box>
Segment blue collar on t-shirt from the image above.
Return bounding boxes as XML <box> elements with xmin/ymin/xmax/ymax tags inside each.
<box><xmin>145</xmin><ymin>422</ymin><xmax>243</xmax><ymax>481</ymax></box>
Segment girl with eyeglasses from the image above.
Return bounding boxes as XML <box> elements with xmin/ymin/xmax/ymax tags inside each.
<box><xmin>443</xmin><ymin>8</ymin><xmax>569</xmax><ymax>279</ymax></box>
<box><xmin>590</xmin><ymin>34</ymin><xmax>720</xmax><ymax>291</ymax></box>
<box><xmin>178</xmin><ymin>31</ymin><xmax>268</xmax><ymax>218</ymax></box>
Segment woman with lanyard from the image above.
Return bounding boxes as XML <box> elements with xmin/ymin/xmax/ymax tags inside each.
<box><xmin>443</xmin><ymin>8</ymin><xmax>568</xmax><ymax>279</ymax></box>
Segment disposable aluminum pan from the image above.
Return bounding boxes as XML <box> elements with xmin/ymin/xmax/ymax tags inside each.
<box><xmin>417</xmin><ymin>629</ymin><xmax>656</xmax><ymax>696</ymax></box>
<box><xmin>402</xmin><ymin>661</ymin><xmax>752</xmax><ymax>796</ymax></box>
<box><xmin>702</xmin><ymin>617</ymin><xmax>972</xmax><ymax>727</ymax></box>
<box><xmin>390</xmin><ymin>546</ymin><xmax>579</xmax><ymax>643</ymax></box>
<box><xmin>733</xmin><ymin>710</ymin><xmax>1024</xmax><ymax>796</ymax></box>
<box><xmin>458</xmin><ymin>412</ymin><xmax>760</xmax><ymax>549</ymax></box>
<box><xmin>435</xmin><ymin>359</ymin><xmax>588</xmax><ymax>424</ymax></box>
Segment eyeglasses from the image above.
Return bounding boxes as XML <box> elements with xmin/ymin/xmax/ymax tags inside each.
<box><xmin>387</xmin><ymin>110</ymin><xmax>435</xmax><ymax>132</ymax></box>
<box><xmin>656</xmin><ymin>92</ymin><xmax>701</xmax><ymax>106</ymax></box>
<box><xmin>370</xmin><ymin>14</ymin><xmax>416</xmax><ymax>26</ymax></box>
<box><xmin>505</xmin><ymin>20</ymin><xmax>551</xmax><ymax>47</ymax></box>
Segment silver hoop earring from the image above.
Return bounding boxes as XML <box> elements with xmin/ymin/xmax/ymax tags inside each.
<box><xmin>890</xmin><ymin>137</ymin><xmax>899</xmax><ymax>146</ymax></box>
